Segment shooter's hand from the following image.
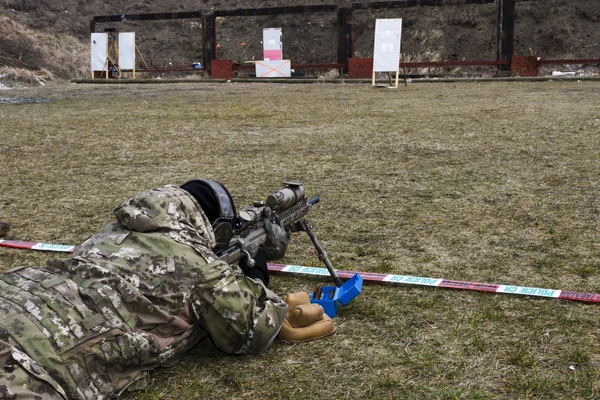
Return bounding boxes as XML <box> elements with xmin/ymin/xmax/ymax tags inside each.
<box><xmin>239</xmin><ymin>251</ymin><xmax>270</xmax><ymax>287</ymax></box>
<box><xmin>262</xmin><ymin>220</ymin><xmax>290</xmax><ymax>261</ymax></box>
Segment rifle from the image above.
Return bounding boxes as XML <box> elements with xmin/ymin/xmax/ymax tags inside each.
<box><xmin>217</xmin><ymin>182</ymin><xmax>343</xmax><ymax>287</ymax></box>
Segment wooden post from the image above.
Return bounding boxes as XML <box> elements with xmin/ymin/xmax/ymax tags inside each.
<box><xmin>337</xmin><ymin>8</ymin><xmax>353</xmax><ymax>74</ymax></box>
<box><xmin>135</xmin><ymin>45</ymin><xmax>153</xmax><ymax>79</ymax></box>
<box><xmin>115</xmin><ymin>41</ymin><xmax>121</xmax><ymax>79</ymax></box>
<box><xmin>103</xmin><ymin>41</ymin><xmax>113</xmax><ymax>79</ymax></box>
<box><xmin>496</xmin><ymin>0</ymin><xmax>515</xmax><ymax>72</ymax></box>
<box><xmin>202</xmin><ymin>13</ymin><xmax>217</xmax><ymax>76</ymax></box>
<box><xmin>401</xmin><ymin>43</ymin><xmax>408</xmax><ymax>86</ymax></box>
<box><xmin>495</xmin><ymin>0</ymin><xmax>502</xmax><ymax>63</ymax></box>
<box><xmin>90</xmin><ymin>21</ymin><xmax>95</xmax><ymax>79</ymax></box>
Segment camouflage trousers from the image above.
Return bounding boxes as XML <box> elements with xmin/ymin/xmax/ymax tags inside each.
<box><xmin>0</xmin><ymin>337</ymin><xmax>64</xmax><ymax>399</ymax></box>
<box><xmin>0</xmin><ymin>266</ymin><xmax>207</xmax><ymax>399</ymax></box>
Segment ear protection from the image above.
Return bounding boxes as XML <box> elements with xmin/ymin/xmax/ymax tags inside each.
<box><xmin>181</xmin><ymin>179</ymin><xmax>237</xmax><ymax>252</ymax></box>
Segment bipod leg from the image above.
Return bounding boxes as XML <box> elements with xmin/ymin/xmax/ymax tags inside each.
<box><xmin>299</xmin><ymin>219</ymin><xmax>343</xmax><ymax>287</ymax></box>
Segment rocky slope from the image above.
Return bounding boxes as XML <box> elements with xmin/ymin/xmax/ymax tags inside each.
<box><xmin>0</xmin><ymin>0</ymin><xmax>598</xmax><ymax>78</ymax></box>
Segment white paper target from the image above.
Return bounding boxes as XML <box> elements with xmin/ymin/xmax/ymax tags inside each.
<box><xmin>91</xmin><ymin>33</ymin><xmax>108</xmax><ymax>71</ymax></box>
<box><xmin>263</xmin><ymin>28</ymin><xmax>282</xmax><ymax>60</ymax></box>
<box><xmin>373</xmin><ymin>19</ymin><xmax>402</xmax><ymax>72</ymax></box>
<box><xmin>119</xmin><ymin>32</ymin><xmax>135</xmax><ymax>70</ymax></box>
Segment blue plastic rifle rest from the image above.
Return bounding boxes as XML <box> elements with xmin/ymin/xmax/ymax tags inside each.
<box><xmin>309</xmin><ymin>273</ymin><xmax>363</xmax><ymax>317</ymax></box>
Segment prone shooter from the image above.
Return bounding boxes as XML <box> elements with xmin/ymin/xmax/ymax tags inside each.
<box><xmin>0</xmin><ymin>179</ymin><xmax>360</xmax><ymax>399</ymax></box>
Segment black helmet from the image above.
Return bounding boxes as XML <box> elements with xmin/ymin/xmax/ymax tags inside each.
<box><xmin>181</xmin><ymin>179</ymin><xmax>237</xmax><ymax>252</ymax></box>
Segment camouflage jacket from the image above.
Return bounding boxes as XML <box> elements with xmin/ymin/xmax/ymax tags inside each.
<box><xmin>0</xmin><ymin>185</ymin><xmax>288</xmax><ymax>399</ymax></box>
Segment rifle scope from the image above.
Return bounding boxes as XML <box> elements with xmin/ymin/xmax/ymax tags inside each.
<box><xmin>266</xmin><ymin>183</ymin><xmax>305</xmax><ymax>210</ymax></box>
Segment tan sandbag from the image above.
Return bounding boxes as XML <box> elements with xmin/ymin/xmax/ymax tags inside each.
<box><xmin>278</xmin><ymin>302</ymin><xmax>335</xmax><ymax>342</ymax></box>
<box><xmin>282</xmin><ymin>292</ymin><xmax>311</xmax><ymax>310</ymax></box>
<box><xmin>278</xmin><ymin>313</ymin><xmax>336</xmax><ymax>343</ymax></box>
<box><xmin>287</xmin><ymin>304</ymin><xmax>324</xmax><ymax>328</ymax></box>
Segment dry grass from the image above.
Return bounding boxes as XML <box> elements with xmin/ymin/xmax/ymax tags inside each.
<box><xmin>0</xmin><ymin>16</ymin><xmax>89</xmax><ymax>79</ymax></box>
<box><xmin>1</xmin><ymin>80</ymin><xmax>600</xmax><ymax>399</ymax></box>
<box><xmin>0</xmin><ymin>66</ymin><xmax>53</xmax><ymax>85</ymax></box>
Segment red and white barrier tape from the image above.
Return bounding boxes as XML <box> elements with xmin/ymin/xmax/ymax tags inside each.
<box><xmin>2</xmin><ymin>239</ymin><xmax>599</xmax><ymax>303</ymax></box>
<box><xmin>0</xmin><ymin>240</ymin><xmax>76</xmax><ymax>253</ymax></box>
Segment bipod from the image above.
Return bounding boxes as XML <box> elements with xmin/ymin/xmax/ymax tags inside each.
<box><xmin>298</xmin><ymin>219</ymin><xmax>363</xmax><ymax>317</ymax></box>
<box><xmin>299</xmin><ymin>218</ymin><xmax>342</xmax><ymax>287</ymax></box>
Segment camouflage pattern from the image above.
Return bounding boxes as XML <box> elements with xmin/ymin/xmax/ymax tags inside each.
<box><xmin>0</xmin><ymin>185</ymin><xmax>288</xmax><ymax>399</ymax></box>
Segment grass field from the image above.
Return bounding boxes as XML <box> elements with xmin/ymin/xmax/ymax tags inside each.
<box><xmin>1</xmin><ymin>80</ymin><xmax>599</xmax><ymax>399</ymax></box>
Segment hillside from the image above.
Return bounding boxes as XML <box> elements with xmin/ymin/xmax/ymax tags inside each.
<box><xmin>1</xmin><ymin>0</ymin><xmax>599</xmax><ymax>79</ymax></box>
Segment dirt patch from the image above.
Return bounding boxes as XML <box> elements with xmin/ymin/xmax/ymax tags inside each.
<box><xmin>0</xmin><ymin>97</ymin><xmax>50</xmax><ymax>104</ymax></box>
